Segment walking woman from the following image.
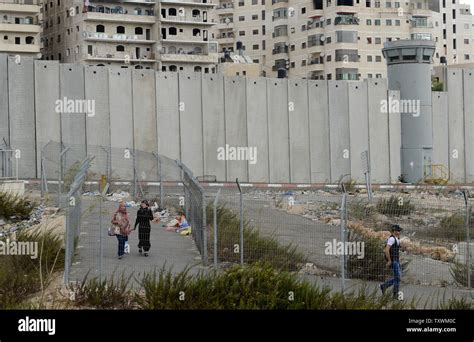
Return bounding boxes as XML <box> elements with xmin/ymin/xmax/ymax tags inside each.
<box><xmin>134</xmin><ymin>200</ymin><xmax>155</xmax><ymax>257</ymax></box>
<box><xmin>111</xmin><ymin>200</ymin><xmax>131</xmax><ymax>259</ymax></box>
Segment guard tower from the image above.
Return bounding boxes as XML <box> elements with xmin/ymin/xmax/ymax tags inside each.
<box><xmin>382</xmin><ymin>40</ymin><xmax>436</xmax><ymax>183</ymax></box>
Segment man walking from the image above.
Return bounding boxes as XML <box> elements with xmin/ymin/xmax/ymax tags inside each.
<box><xmin>134</xmin><ymin>200</ymin><xmax>155</xmax><ymax>257</ymax></box>
<box><xmin>380</xmin><ymin>224</ymin><xmax>403</xmax><ymax>299</ymax></box>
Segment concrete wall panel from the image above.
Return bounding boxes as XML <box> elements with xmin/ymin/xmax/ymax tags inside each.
<box><xmin>156</xmin><ymin>72</ymin><xmax>180</xmax><ymax>181</ymax></box>
<box><xmin>84</xmin><ymin>66</ymin><xmax>110</xmax><ymax>179</ymax></box>
<box><xmin>35</xmin><ymin>61</ymin><xmax>60</xmax><ymax>177</ymax></box>
<box><xmin>463</xmin><ymin>70</ymin><xmax>474</xmax><ymax>182</ymax></box>
<box><xmin>447</xmin><ymin>69</ymin><xmax>465</xmax><ymax>183</ymax></box>
<box><xmin>179</xmin><ymin>73</ymin><xmax>203</xmax><ymax>177</ymax></box>
<box><xmin>388</xmin><ymin>90</ymin><xmax>401</xmax><ymax>183</ymax></box>
<box><xmin>288</xmin><ymin>79</ymin><xmax>310</xmax><ymax>183</ymax></box>
<box><xmin>431</xmin><ymin>92</ymin><xmax>449</xmax><ymax>175</ymax></box>
<box><xmin>308</xmin><ymin>80</ymin><xmax>330</xmax><ymax>183</ymax></box>
<box><xmin>202</xmin><ymin>74</ymin><xmax>225</xmax><ymax>181</ymax></box>
<box><xmin>267</xmin><ymin>78</ymin><xmax>290</xmax><ymax>183</ymax></box>
<box><xmin>133</xmin><ymin>70</ymin><xmax>157</xmax><ymax>181</ymax></box>
<box><xmin>109</xmin><ymin>68</ymin><xmax>133</xmax><ymax>180</ymax></box>
<box><xmin>328</xmin><ymin>81</ymin><xmax>350</xmax><ymax>183</ymax></box>
<box><xmin>348</xmin><ymin>82</ymin><xmax>369</xmax><ymax>183</ymax></box>
<box><xmin>0</xmin><ymin>54</ymin><xmax>8</xmax><ymax>147</ymax></box>
<box><xmin>368</xmin><ymin>79</ymin><xmax>390</xmax><ymax>183</ymax></box>
<box><xmin>224</xmin><ymin>76</ymin><xmax>248</xmax><ymax>182</ymax></box>
<box><xmin>246</xmin><ymin>77</ymin><xmax>269</xmax><ymax>183</ymax></box>
<box><xmin>8</xmin><ymin>56</ymin><xmax>36</xmax><ymax>178</ymax></box>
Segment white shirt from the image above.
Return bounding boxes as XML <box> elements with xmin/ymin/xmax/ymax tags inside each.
<box><xmin>387</xmin><ymin>236</ymin><xmax>400</xmax><ymax>247</ymax></box>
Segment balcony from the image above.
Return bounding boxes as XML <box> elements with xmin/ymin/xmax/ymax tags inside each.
<box><xmin>308</xmin><ymin>58</ymin><xmax>324</xmax><ymax>65</ymax></box>
<box><xmin>0</xmin><ymin>23</ymin><xmax>41</xmax><ymax>33</ymax></box>
<box><xmin>84</xmin><ymin>11</ymin><xmax>155</xmax><ymax>24</ymax></box>
<box><xmin>160</xmin><ymin>52</ymin><xmax>218</xmax><ymax>63</ymax></box>
<box><xmin>83</xmin><ymin>53</ymin><xmax>156</xmax><ymax>62</ymax></box>
<box><xmin>161</xmin><ymin>15</ymin><xmax>215</xmax><ymax>26</ymax></box>
<box><xmin>215</xmin><ymin>3</ymin><xmax>233</xmax><ymax>14</ymax></box>
<box><xmin>334</xmin><ymin>14</ymin><xmax>359</xmax><ymax>25</ymax></box>
<box><xmin>0</xmin><ymin>0</ymin><xmax>39</xmax><ymax>13</ymax></box>
<box><xmin>160</xmin><ymin>0</ymin><xmax>215</xmax><ymax>7</ymax></box>
<box><xmin>410</xmin><ymin>20</ymin><xmax>434</xmax><ymax>28</ymax></box>
<box><xmin>272</xmin><ymin>46</ymin><xmax>288</xmax><ymax>55</ymax></box>
<box><xmin>83</xmin><ymin>31</ymin><xmax>155</xmax><ymax>44</ymax></box>
<box><xmin>89</xmin><ymin>0</ymin><xmax>155</xmax><ymax>4</ymax></box>
<box><xmin>0</xmin><ymin>42</ymin><xmax>40</xmax><ymax>53</ymax></box>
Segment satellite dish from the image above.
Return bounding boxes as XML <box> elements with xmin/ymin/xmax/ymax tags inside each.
<box><xmin>320</xmin><ymin>35</ymin><xmax>326</xmax><ymax>42</ymax></box>
<box><xmin>232</xmin><ymin>55</ymin><xmax>240</xmax><ymax>63</ymax></box>
<box><xmin>178</xmin><ymin>8</ymin><xmax>185</xmax><ymax>16</ymax></box>
<box><xmin>288</xmin><ymin>7</ymin><xmax>295</xmax><ymax>17</ymax></box>
<box><xmin>319</xmin><ymin>16</ymin><xmax>325</xmax><ymax>22</ymax></box>
<box><xmin>320</xmin><ymin>52</ymin><xmax>325</xmax><ymax>57</ymax></box>
<box><xmin>225</xmin><ymin>18</ymin><xmax>230</xmax><ymax>24</ymax></box>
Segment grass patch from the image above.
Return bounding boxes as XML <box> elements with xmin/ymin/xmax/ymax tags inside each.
<box><xmin>0</xmin><ymin>191</ymin><xmax>36</xmax><ymax>221</ymax></box>
<box><xmin>432</xmin><ymin>213</ymin><xmax>471</xmax><ymax>240</ymax></box>
<box><xmin>450</xmin><ymin>261</ymin><xmax>474</xmax><ymax>288</ymax></box>
<box><xmin>135</xmin><ymin>263</ymin><xmax>411</xmax><ymax>310</ymax></box>
<box><xmin>0</xmin><ymin>230</ymin><xmax>65</xmax><ymax>309</ymax></box>
<box><xmin>376</xmin><ymin>195</ymin><xmax>414</xmax><ymax>217</ymax></box>
<box><xmin>349</xmin><ymin>200</ymin><xmax>375</xmax><ymax>221</ymax></box>
<box><xmin>206</xmin><ymin>205</ymin><xmax>307</xmax><ymax>271</ymax></box>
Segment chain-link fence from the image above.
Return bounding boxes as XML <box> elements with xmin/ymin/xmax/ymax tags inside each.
<box><xmin>208</xmin><ymin>185</ymin><xmax>473</xmax><ymax>292</ymax></box>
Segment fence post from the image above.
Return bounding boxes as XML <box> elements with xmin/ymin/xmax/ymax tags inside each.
<box><xmin>153</xmin><ymin>153</ymin><xmax>164</xmax><ymax>209</ymax></box>
<box><xmin>340</xmin><ymin>191</ymin><xmax>348</xmax><ymax>293</ymax></box>
<box><xmin>213</xmin><ymin>189</ymin><xmax>221</xmax><ymax>268</ymax></box>
<box><xmin>202</xmin><ymin>190</ymin><xmax>207</xmax><ymax>266</ymax></box>
<box><xmin>58</xmin><ymin>146</ymin><xmax>70</xmax><ymax>207</ymax></box>
<box><xmin>463</xmin><ymin>191</ymin><xmax>471</xmax><ymax>288</ymax></box>
<box><xmin>236</xmin><ymin>178</ymin><xmax>244</xmax><ymax>265</ymax></box>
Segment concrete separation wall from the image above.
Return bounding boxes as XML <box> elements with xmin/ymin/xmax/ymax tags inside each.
<box><xmin>0</xmin><ymin>54</ymin><xmax>472</xmax><ymax>185</ymax></box>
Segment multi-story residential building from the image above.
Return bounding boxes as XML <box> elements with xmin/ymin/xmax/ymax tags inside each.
<box><xmin>40</xmin><ymin>0</ymin><xmax>219</xmax><ymax>72</ymax></box>
<box><xmin>211</xmin><ymin>0</ymin><xmax>474</xmax><ymax>79</ymax></box>
<box><xmin>0</xmin><ymin>0</ymin><xmax>42</xmax><ymax>58</ymax></box>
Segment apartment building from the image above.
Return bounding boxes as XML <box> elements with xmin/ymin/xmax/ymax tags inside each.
<box><xmin>0</xmin><ymin>0</ymin><xmax>42</xmax><ymax>58</ymax></box>
<box><xmin>211</xmin><ymin>0</ymin><xmax>474</xmax><ymax>80</ymax></box>
<box><xmin>40</xmin><ymin>0</ymin><xmax>219</xmax><ymax>72</ymax></box>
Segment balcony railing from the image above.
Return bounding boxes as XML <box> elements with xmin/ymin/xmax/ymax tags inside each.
<box><xmin>272</xmin><ymin>46</ymin><xmax>288</xmax><ymax>55</ymax></box>
<box><xmin>83</xmin><ymin>31</ymin><xmax>153</xmax><ymax>42</ymax></box>
<box><xmin>160</xmin><ymin>0</ymin><xmax>214</xmax><ymax>4</ymax></box>
<box><xmin>308</xmin><ymin>58</ymin><xmax>324</xmax><ymax>65</ymax></box>
<box><xmin>334</xmin><ymin>15</ymin><xmax>359</xmax><ymax>25</ymax></box>
<box><xmin>84</xmin><ymin>53</ymin><xmax>156</xmax><ymax>61</ymax></box>
<box><xmin>410</xmin><ymin>21</ymin><xmax>434</xmax><ymax>28</ymax></box>
<box><xmin>0</xmin><ymin>0</ymin><xmax>39</xmax><ymax>5</ymax></box>
<box><xmin>161</xmin><ymin>15</ymin><xmax>213</xmax><ymax>24</ymax></box>
<box><xmin>85</xmin><ymin>5</ymin><xmax>154</xmax><ymax>16</ymax></box>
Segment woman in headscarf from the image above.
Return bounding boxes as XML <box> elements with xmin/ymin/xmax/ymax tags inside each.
<box><xmin>133</xmin><ymin>200</ymin><xmax>155</xmax><ymax>257</ymax></box>
<box><xmin>111</xmin><ymin>200</ymin><xmax>131</xmax><ymax>259</ymax></box>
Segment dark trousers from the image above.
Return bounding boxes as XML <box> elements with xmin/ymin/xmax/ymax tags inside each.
<box><xmin>138</xmin><ymin>226</ymin><xmax>151</xmax><ymax>252</ymax></box>
<box><xmin>116</xmin><ymin>234</ymin><xmax>128</xmax><ymax>256</ymax></box>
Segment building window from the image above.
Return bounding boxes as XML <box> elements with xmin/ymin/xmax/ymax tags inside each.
<box><xmin>375</xmin><ymin>1</ymin><xmax>380</xmax><ymax>7</ymax></box>
<box><xmin>253</xmin><ymin>44</ymin><xmax>259</xmax><ymax>50</ymax></box>
<box><xmin>193</xmin><ymin>28</ymin><xmax>201</xmax><ymax>36</ymax></box>
<box><xmin>376</xmin><ymin>55</ymin><xmax>382</xmax><ymax>62</ymax></box>
<box><xmin>375</xmin><ymin>19</ymin><xmax>381</xmax><ymax>26</ymax></box>
<box><xmin>25</xmin><ymin>36</ymin><xmax>34</xmax><ymax>44</ymax></box>
<box><xmin>96</xmin><ymin>25</ymin><xmax>105</xmax><ymax>33</ymax></box>
<box><xmin>395</xmin><ymin>20</ymin><xmax>400</xmax><ymax>26</ymax></box>
<box><xmin>367</xmin><ymin>37</ymin><xmax>372</xmax><ymax>44</ymax></box>
<box><xmin>327</xmin><ymin>55</ymin><xmax>332</xmax><ymax>62</ymax></box>
<box><xmin>302</xmin><ymin>60</ymin><xmax>306</xmax><ymax>66</ymax></box>
<box><xmin>169</xmin><ymin>27</ymin><xmax>177</xmax><ymax>35</ymax></box>
<box><xmin>252</xmin><ymin>14</ymin><xmax>258</xmax><ymax>20</ymax></box>
<box><xmin>116</xmin><ymin>45</ymin><xmax>125</xmax><ymax>52</ymax></box>
<box><xmin>253</xmin><ymin>29</ymin><xmax>259</xmax><ymax>35</ymax></box>
<box><xmin>465</xmin><ymin>39</ymin><xmax>469</xmax><ymax>44</ymax></box>
<box><xmin>169</xmin><ymin>65</ymin><xmax>177</xmax><ymax>72</ymax></box>
<box><xmin>117</xmin><ymin>26</ymin><xmax>125</xmax><ymax>34</ymax></box>
<box><xmin>67</xmin><ymin>48</ymin><xmax>70</xmax><ymax>56</ymax></box>
<box><xmin>375</xmin><ymin>37</ymin><xmax>381</xmax><ymax>44</ymax></box>
<box><xmin>366</xmin><ymin>19</ymin><xmax>371</xmax><ymax>25</ymax></box>
<box><xmin>395</xmin><ymin>1</ymin><xmax>399</xmax><ymax>7</ymax></box>
<box><xmin>302</xmin><ymin>42</ymin><xmax>306</xmax><ymax>49</ymax></box>
<box><xmin>376</xmin><ymin>73</ymin><xmax>382</xmax><ymax>78</ymax></box>
<box><xmin>386</xmin><ymin>19</ymin><xmax>392</xmax><ymax>26</ymax></box>
<box><xmin>135</xmin><ymin>27</ymin><xmax>143</xmax><ymax>35</ymax></box>
<box><xmin>326</xmin><ymin>37</ymin><xmax>331</xmax><ymax>44</ymax></box>
<box><xmin>367</xmin><ymin>55</ymin><xmax>373</xmax><ymax>62</ymax></box>
<box><xmin>368</xmin><ymin>73</ymin><xmax>372</xmax><ymax>78</ymax></box>
<box><xmin>239</xmin><ymin>31</ymin><xmax>245</xmax><ymax>36</ymax></box>
<box><xmin>239</xmin><ymin>16</ymin><xmax>245</xmax><ymax>21</ymax></box>
<box><xmin>465</xmin><ymin>54</ymin><xmax>470</xmax><ymax>60</ymax></box>
<box><xmin>386</xmin><ymin>1</ymin><xmax>391</xmax><ymax>7</ymax></box>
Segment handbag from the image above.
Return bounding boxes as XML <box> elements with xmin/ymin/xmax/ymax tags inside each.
<box><xmin>108</xmin><ymin>224</ymin><xmax>120</xmax><ymax>236</ymax></box>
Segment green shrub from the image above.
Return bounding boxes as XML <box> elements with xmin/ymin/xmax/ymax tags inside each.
<box><xmin>136</xmin><ymin>263</ymin><xmax>412</xmax><ymax>310</ymax></box>
<box><xmin>437</xmin><ymin>296</ymin><xmax>473</xmax><ymax>309</ymax></box>
<box><xmin>0</xmin><ymin>192</ymin><xmax>35</xmax><ymax>221</ymax></box>
<box><xmin>450</xmin><ymin>261</ymin><xmax>474</xmax><ymax>288</ymax></box>
<box><xmin>376</xmin><ymin>195</ymin><xmax>414</xmax><ymax>217</ymax></box>
<box><xmin>346</xmin><ymin>230</ymin><xmax>410</xmax><ymax>282</ymax></box>
<box><xmin>432</xmin><ymin>213</ymin><xmax>468</xmax><ymax>240</ymax></box>
<box><xmin>0</xmin><ymin>230</ymin><xmax>64</xmax><ymax>309</ymax></box>
<box><xmin>349</xmin><ymin>200</ymin><xmax>375</xmax><ymax>221</ymax></box>
<box><xmin>206</xmin><ymin>205</ymin><xmax>307</xmax><ymax>271</ymax></box>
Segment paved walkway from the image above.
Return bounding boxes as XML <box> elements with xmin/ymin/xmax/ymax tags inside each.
<box><xmin>69</xmin><ymin>198</ymin><xmax>204</xmax><ymax>286</ymax></box>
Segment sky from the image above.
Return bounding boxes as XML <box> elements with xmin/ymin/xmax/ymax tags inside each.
<box><xmin>460</xmin><ymin>0</ymin><xmax>474</xmax><ymax>8</ymax></box>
